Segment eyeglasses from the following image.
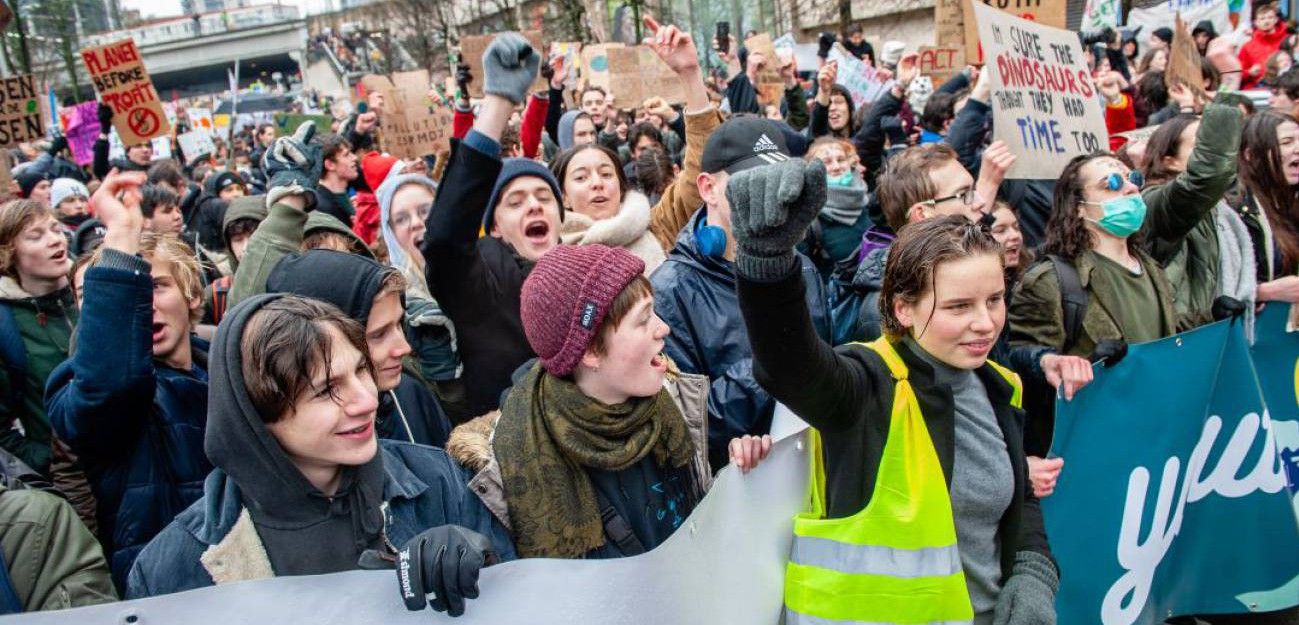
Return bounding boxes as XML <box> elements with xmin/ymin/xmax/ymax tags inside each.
<box><xmin>924</xmin><ymin>187</ymin><xmax>978</xmax><ymax>207</ymax></box>
<box><xmin>1099</xmin><ymin>170</ymin><xmax>1144</xmax><ymax>191</ymax></box>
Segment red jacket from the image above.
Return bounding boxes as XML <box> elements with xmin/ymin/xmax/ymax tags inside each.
<box><xmin>1239</xmin><ymin>26</ymin><xmax>1289</xmax><ymax>89</ymax></box>
<box><xmin>450</xmin><ymin>93</ymin><xmax>548</xmax><ymax>158</ymax></box>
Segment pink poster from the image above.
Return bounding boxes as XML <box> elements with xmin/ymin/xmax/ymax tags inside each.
<box><xmin>61</xmin><ymin>101</ymin><xmax>100</xmax><ymax>167</ymax></box>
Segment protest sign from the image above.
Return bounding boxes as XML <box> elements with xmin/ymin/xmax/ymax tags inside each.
<box><xmin>81</xmin><ymin>39</ymin><xmax>171</xmax><ymax>145</ymax></box>
<box><xmin>605</xmin><ymin>46</ymin><xmax>686</xmax><ymax>107</ymax></box>
<box><xmin>962</xmin><ymin>0</ymin><xmax>1068</xmax><ymax>64</ymax></box>
<box><xmin>5</xmin><ymin>431</ymin><xmax>812</xmax><ymax>625</ymax></box>
<box><xmin>744</xmin><ymin>33</ymin><xmax>785</xmax><ymax>105</ymax></box>
<box><xmin>273</xmin><ymin>113</ymin><xmax>333</xmax><ymax>137</ymax></box>
<box><xmin>552</xmin><ymin>42</ymin><xmax>582</xmax><ymax>90</ymax></box>
<box><xmin>1081</xmin><ymin>0</ymin><xmax>1121</xmax><ymax>31</ymax></box>
<box><xmin>176</xmin><ymin>130</ymin><xmax>216</xmax><ymax>161</ymax></box>
<box><xmin>935</xmin><ymin>0</ymin><xmax>966</xmax><ymax>47</ymax></box>
<box><xmin>580</xmin><ymin>42</ymin><xmax>623</xmax><ymax>91</ymax></box>
<box><xmin>0</xmin><ymin>151</ymin><xmax>10</xmax><ymax>193</ymax></box>
<box><xmin>1127</xmin><ymin>0</ymin><xmax>1243</xmax><ymax>41</ymax></box>
<box><xmin>460</xmin><ymin>30</ymin><xmax>546</xmax><ymax>99</ymax></box>
<box><xmin>973</xmin><ymin>3</ymin><xmax>1109</xmax><ymax>179</ymax></box>
<box><xmin>1166</xmin><ymin>14</ymin><xmax>1205</xmax><ymax>99</ymax></box>
<box><xmin>1044</xmin><ymin>317</ymin><xmax>1299</xmax><ymax>625</ymax></box>
<box><xmin>187</xmin><ymin>107</ymin><xmax>214</xmax><ymax>136</ymax></box>
<box><xmin>825</xmin><ymin>43</ymin><xmax>891</xmax><ymax>110</ymax></box>
<box><xmin>60</xmin><ymin>101</ymin><xmax>100</xmax><ymax>167</ymax></box>
<box><xmin>0</xmin><ymin>74</ymin><xmax>44</xmax><ymax>148</ymax></box>
<box><xmin>918</xmin><ymin>45</ymin><xmax>965</xmax><ymax>82</ymax></box>
<box><xmin>384</xmin><ymin>70</ymin><xmax>453</xmax><ymax>159</ymax></box>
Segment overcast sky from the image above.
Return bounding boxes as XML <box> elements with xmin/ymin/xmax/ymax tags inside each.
<box><xmin>119</xmin><ymin>0</ymin><xmax>332</xmax><ymax>21</ymax></box>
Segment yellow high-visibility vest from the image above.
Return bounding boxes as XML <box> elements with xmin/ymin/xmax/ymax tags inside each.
<box><xmin>784</xmin><ymin>337</ymin><xmax>1022</xmax><ymax>625</ymax></box>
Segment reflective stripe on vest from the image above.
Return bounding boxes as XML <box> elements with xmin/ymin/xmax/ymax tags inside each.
<box><xmin>783</xmin><ymin>337</ymin><xmax>1021</xmax><ymax>625</ymax></box>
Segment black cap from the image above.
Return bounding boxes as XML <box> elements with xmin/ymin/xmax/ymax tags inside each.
<box><xmin>700</xmin><ymin>117</ymin><xmax>791</xmax><ymax>175</ymax></box>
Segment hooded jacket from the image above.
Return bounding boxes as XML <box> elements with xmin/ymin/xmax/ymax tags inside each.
<box><xmin>191</xmin><ymin>174</ymin><xmax>237</xmax><ymax>255</ymax></box>
<box><xmin>650</xmin><ymin>209</ymin><xmax>830</xmax><ymax>470</ymax></box>
<box><xmin>560</xmin><ymin>190</ymin><xmax>666</xmax><ymax>275</ymax></box>
<box><xmin>201</xmin><ymin>196</ymin><xmax>270</xmax><ymax>325</ymax></box>
<box><xmin>263</xmin><ymin>250</ymin><xmax>452</xmax><ymax>448</ymax></box>
<box><xmin>1239</xmin><ymin>24</ymin><xmax>1290</xmax><ymax>89</ymax></box>
<box><xmin>125</xmin><ymin>294</ymin><xmax>514</xmax><ymax>598</ymax></box>
<box><xmin>0</xmin><ymin>482</ymin><xmax>116</xmax><ymax>611</ymax></box>
<box><xmin>46</xmin><ymin>251</ymin><xmax>211</xmax><ymax>590</ymax></box>
<box><xmin>0</xmin><ymin>278</ymin><xmax>77</xmax><ymax>475</ymax></box>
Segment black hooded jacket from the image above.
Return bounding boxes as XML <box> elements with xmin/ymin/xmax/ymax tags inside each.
<box><xmin>265</xmin><ymin>250</ymin><xmax>452</xmax><ymax>447</ymax></box>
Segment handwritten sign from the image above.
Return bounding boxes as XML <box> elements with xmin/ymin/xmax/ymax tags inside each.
<box><xmin>606</xmin><ymin>46</ymin><xmax>686</xmax><ymax>107</ymax></box>
<box><xmin>187</xmin><ymin>107</ymin><xmax>214</xmax><ymax>136</ymax></box>
<box><xmin>59</xmin><ymin>101</ymin><xmax>99</xmax><ymax>165</ymax></box>
<box><xmin>81</xmin><ymin>39</ymin><xmax>170</xmax><ymax>145</ymax></box>
<box><xmin>918</xmin><ymin>45</ymin><xmax>966</xmax><ymax>82</ymax></box>
<box><xmin>580</xmin><ymin>43</ymin><xmax>623</xmax><ymax>91</ymax></box>
<box><xmin>963</xmin><ymin>0</ymin><xmax>1068</xmax><ymax>65</ymax></box>
<box><xmin>177</xmin><ymin>130</ymin><xmax>216</xmax><ymax>161</ymax></box>
<box><xmin>974</xmin><ymin>2</ymin><xmax>1108</xmax><ymax>179</ymax></box>
<box><xmin>826</xmin><ymin>43</ymin><xmax>891</xmax><ymax>111</ymax></box>
<box><xmin>0</xmin><ymin>75</ymin><xmax>44</xmax><ymax>148</ymax></box>
<box><xmin>744</xmin><ymin>33</ymin><xmax>785</xmax><ymax>105</ymax></box>
<box><xmin>936</xmin><ymin>0</ymin><xmax>966</xmax><ymax>47</ymax></box>
<box><xmin>459</xmin><ymin>31</ymin><xmax>546</xmax><ymax>99</ymax></box>
<box><xmin>378</xmin><ymin>70</ymin><xmax>452</xmax><ymax>159</ymax></box>
<box><xmin>1081</xmin><ymin>0</ymin><xmax>1121</xmax><ymax>31</ymax></box>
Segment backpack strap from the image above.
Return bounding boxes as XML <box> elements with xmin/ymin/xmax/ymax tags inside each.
<box><xmin>211</xmin><ymin>275</ymin><xmax>234</xmax><ymax>325</ymax></box>
<box><xmin>593</xmin><ymin>486</ymin><xmax>646</xmax><ymax>556</ymax></box>
<box><xmin>1048</xmin><ymin>255</ymin><xmax>1088</xmax><ymax>355</ymax></box>
<box><xmin>0</xmin><ymin>306</ymin><xmax>27</xmax><ymax>412</ymax></box>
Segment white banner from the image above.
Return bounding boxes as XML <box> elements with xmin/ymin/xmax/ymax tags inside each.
<box><xmin>3</xmin><ymin>431</ymin><xmax>812</xmax><ymax>625</ymax></box>
<box><xmin>1125</xmin><ymin>1</ymin><xmax>1243</xmax><ymax>44</ymax></box>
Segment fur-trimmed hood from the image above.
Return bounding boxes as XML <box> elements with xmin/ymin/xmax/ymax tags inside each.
<box><xmin>559</xmin><ymin>190</ymin><xmax>665</xmax><ymax>275</ymax></box>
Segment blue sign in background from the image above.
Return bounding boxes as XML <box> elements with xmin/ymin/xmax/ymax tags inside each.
<box><xmin>1043</xmin><ymin>317</ymin><xmax>1299</xmax><ymax>625</ymax></box>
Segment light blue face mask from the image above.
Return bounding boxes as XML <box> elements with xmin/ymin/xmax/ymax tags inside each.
<box><xmin>1082</xmin><ymin>194</ymin><xmax>1147</xmax><ymax>238</ymax></box>
<box><xmin>827</xmin><ymin>171</ymin><xmax>855</xmax><ymax>187</ymax></box>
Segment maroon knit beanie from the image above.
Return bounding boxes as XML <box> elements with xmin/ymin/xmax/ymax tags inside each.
<box><xmin>521</xmin><ymin>244</ymin><xmax>646</xmax><ymax>376</ymax></box>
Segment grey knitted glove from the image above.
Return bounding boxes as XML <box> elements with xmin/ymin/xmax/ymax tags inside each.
<box><xmin>263</xmin><ymin>121</ymin><xmax>321</xmax><ymax>209</ymax></box>
<box><xmin>992</xmin><ymin>551</ymin><xmax>1059</xmax><ymax>625</ymax></box>
<box><xmin>726</xmin><ymin>158</ymin><xmax>827</xmax><ymax>282</ymax></box>
<box><xmin>482</xmin><ymin>33</ymin><xmax>540</xmax><ymax>105</ymax></box>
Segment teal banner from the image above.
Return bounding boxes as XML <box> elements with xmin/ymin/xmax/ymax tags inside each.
<box><xmin>1043</xmin><ymin>315</ymin><xmax>1299</xmax><ymax>625</ymax></box>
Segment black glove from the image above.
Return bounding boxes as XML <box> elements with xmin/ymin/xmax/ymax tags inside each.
<box><xmin>1088</xmin><ymin>339</ymin><xmax>1128</xmax><ymax>367</ymax></box>
<box><xmin>817</xmin><ymin>32</ymin><xmax>835</xmax><ymax>58</ymax></box>
<box><xmin>262</xmin><ymin>120</ymin><xmax>322</xmax><ymax>209</ymax></box>
<box><xmin>97</xmin><ymin>103</ymin><xmax>115</xmax><ymax>134</ymax></box>
<box><xmin>48</xmin><ymin>136</ymin><xmax>68</xmax><ymax>156</ymax></box>
<box><xmin>726</xmin><ymin>158</ymin><xmax>827</xmax><ymax>282</ymax></box>
<box><xmin>396</xmin><ymin>525</ymin><xmax>496</xmax><ymax>617</ymax></box>
<box><xmin>455</xmin><ymin>64</ymin><xmax>473</xmax><ymax>92</ymax></box>
<box><xmin>540</xmin><ymin>57</ymin><xmax>555</xmax><ymax>82</ymax></box>
<box><xmin>1211</xmin><ymin>295</ymin><xmax>1246</xmax><ymax>322</ymax></box>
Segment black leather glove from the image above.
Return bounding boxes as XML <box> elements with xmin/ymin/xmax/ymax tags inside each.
<box><xmin>97</xmin><ymin>103</ymin><xmax>115</xmax><ymax>134</ymax></box>
<box><xmin>48</xmin><ymin>136</ymin><xmax>68</xmax><ymax>156</ymax></box>
<box><xmin>262</xmin><ymin>120</ymin><xmax>322</xmax><ymax>209</ymax></box>
<box><xmin>1211</xmin><ymin>295</ymin><xmax>1246</xmax><ymax>322</ymax></box>
<box><xmin>727</xmin><ymin>158</ymin><xmax>827</xmax><ymax>282</ymax></box>
<box><xmin>396</xmin><ymin>525</ymin><xmax>496</xmax><ymax>617</ymax></box>
<box><xmin>817</xmin><ymin>32</ymin><xmax>835</xmax><ymax>58</ymax></box>
<box><xmin>1088</xmin><ymin>339</ymin><xmax>1128</xmax><ymax>367</ymax></box>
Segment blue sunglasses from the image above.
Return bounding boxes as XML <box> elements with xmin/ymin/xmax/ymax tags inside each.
<box><xmin>1103</xmin><ymin>171</ymin><xmax>1144</xmax><ymax>191</ymax></box>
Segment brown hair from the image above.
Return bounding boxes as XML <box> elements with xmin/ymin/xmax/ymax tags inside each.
<box><xmin>1140</xmin><ymin>113</ymin><xmax>1199</xmax><ymax>185</ymax></box>
<box><xmin>302</xmin><ymin>230</ymin><xmax>362</xmax><ymax>255</ymax></box>
<box><xmin>879</xmin><ymin>215</ymin><xmax>1004</xmax><ymax>337</ymax></box>
<box><xmin>240</xmin><ymin>296</ymin><xmax>374</xmax><ymax>423</ymax></box>
<box><xmin>1041</xmin><ymin>152</ymin><xmax>1145</xmax><ymax>261</ymax></box>
<box><xmin>551</xmin><ymin>144</ymin><xmax>629</xmax><ymax>204</ymax></box>
<box><xmin>991</xmin><ymin>200</ymin><xmax>1034</xmax><ymax>278</ymax></box>
<box><xmin>91</xmin><ymin>233</ymin><xmax>205</xmax><ymax>323</ymax></box>
<box><xmin>588</xmin><ymin>275</ymin><xmax>653</xmax><ymax>356</ymax></box>
<box><xmin>1240</xmin><ymin>110</ymin><xmax>1299</xmax><ymax>273</ymax></box>
<box><xmin>0</xmin><ymin>200</ymin><xmax>58</xmax><ymax>279</ymax></box>
<box><xmin>876</xmin><ymin>143</ymin><xmax>959</xmax><ymax>232</ymax></box>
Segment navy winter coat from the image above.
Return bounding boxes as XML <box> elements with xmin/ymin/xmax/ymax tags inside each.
<box><xmin>650</xmin><ymin>209</ymin><xmax>830</xmax><ymax>470</ymax></box>
<box><xmin>47</xmin><ymin>257</ymin><xmax>211</xmax><ymax>590</ymax></box>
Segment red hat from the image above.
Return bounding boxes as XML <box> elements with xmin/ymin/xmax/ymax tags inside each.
<box><xmin>521</xmin><ymin>244</ymin><xmax>646</xmax><ymax>376</ymax></box>
<box><xmin>361</xmin><ymin>151</ymin><xmax>400</xmax><ymax>192</ymax></box>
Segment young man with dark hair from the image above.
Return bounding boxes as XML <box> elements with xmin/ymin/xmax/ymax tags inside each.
<box><xmin>313</xmin><ymin>133</ymin><xmax>359</xmax><ymax>227</ymax></box>
<box><xmin>1270</xmin><ymin>67</ymin><xmax>1299</xmax><ymax>118</ymax></box>
<box><xmin>48</xmin><ymin>171</ymin><xmax>212</xmax><ymax>590</ymax></box>
<box><xmin>139</xmin><ymin>184</ymin><xmax>184</xmax><ymax>235</ymax></box>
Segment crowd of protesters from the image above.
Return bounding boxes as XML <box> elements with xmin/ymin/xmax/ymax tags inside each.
<box><xmin>0</xmin><ymin>5</ymin><xmax>1296</xmax><ymax>623</ymax></box>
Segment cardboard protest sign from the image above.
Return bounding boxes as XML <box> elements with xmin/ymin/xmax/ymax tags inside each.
<box><xmin>0</xmin><ymin>75</ymin><xmax>43</xmax><ymax>148</ymax></box>
<box><xmin>60</xmin><ymin>101</ymin><xmax>100</xmax><ymax>166</ymax></box>
<box><xmin>826</xmin><ymin>43</ymin><xmax>891</xmax><ymax>110</ymax></box>
<box><xmin>81</xmin><ymin>39</ymin><xmax>170</xmax><ymax>145</ymax></box>
<box><xmin>918</xmin><ymin>46</ymin><xmax>965</xmax><ymax>82</ymax></box>
<box><xmin>381</xmin><ymin>70</ymin><xmax>453</xmax><ymax>159</ymax></box>
<box><xmin>459</xmin><ymin>31</ymin><xmax>546</xmax><ymax>99</ymax></box>
<box><xmin>605</xmin><ymin>46</ymin><xmax>686</xmax><ymax>107</ymax></box>
<box><xmin>963</xmin><ymin>0</ymin><xmax>1068</xmax><ymax>64</ymax></box>
<box><xmin>973</xmin><ymin>2</ymin><xmax>1109</xmax><ymax>179</ymax></box>
<box><xmin>935</xmin><ymin>0</ymin><xmax>966</xmax><ymax>47</ymax></box>
<box><xmin>744</xmin><ymin>33</ymin><xmax>786</xmax><ymax>105</ymax></box>
<box><xmin>177</xmin><ymin>130</ymin><xmax>215</xmax><ymax>161</ymax></box>
<box><xmin>1166</xmin><ymin>14</ymin><xmax>1205</xmax><ymax>99</ymax></box>
<box><xmin>581</xmin><ymin>43</ymin><xmax>624</xmax><ymax>91</ymax></box>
